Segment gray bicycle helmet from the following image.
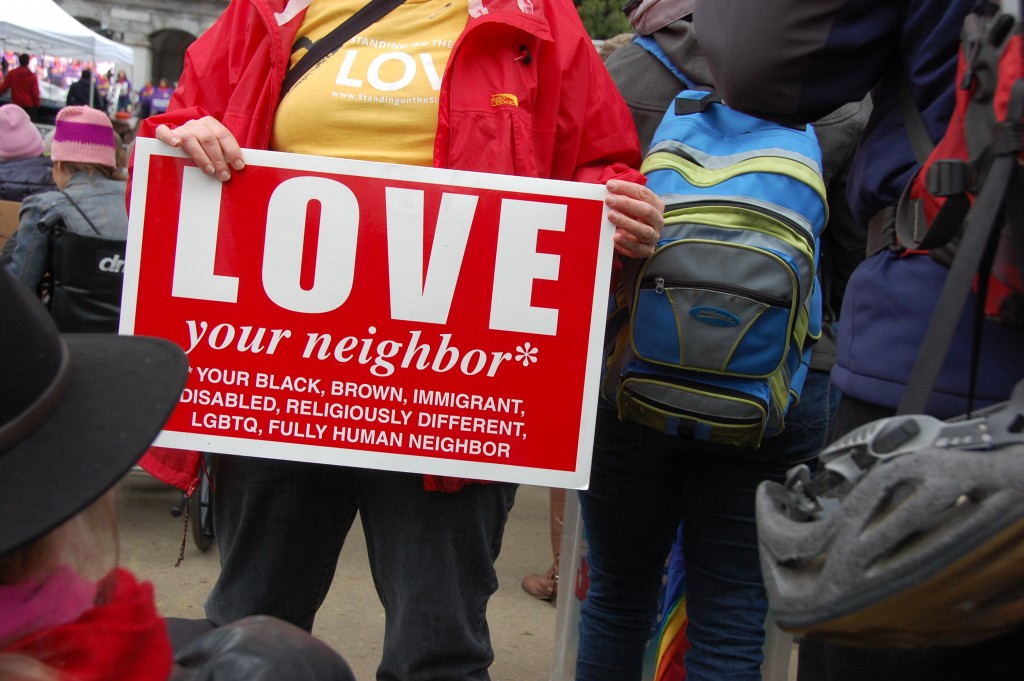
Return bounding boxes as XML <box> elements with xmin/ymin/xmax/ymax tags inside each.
<box><xmin>756</xmin><ymin>381</ymin><xmax>1024</xmax><ymax>647</ymax></box>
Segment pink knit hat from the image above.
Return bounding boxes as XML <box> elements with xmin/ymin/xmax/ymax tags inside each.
<box><xmin>50</xmin><ymin>106</ymin><xmax>117</xmax><ymax>169</ymax></box>
<box><xmin>0</xmin><ymin>104</ymin><xmax>45</xmax><ymax>161</ymax></box>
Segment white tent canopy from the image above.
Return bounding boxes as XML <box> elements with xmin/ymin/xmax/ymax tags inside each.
<box><xmin>0</xmin><ymin>0</ymin><xmax>133</xmax><ymax>65</ymax></box>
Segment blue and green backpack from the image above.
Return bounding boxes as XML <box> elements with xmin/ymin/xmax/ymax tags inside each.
<box><xmin>606</xmin><ymin>36</ymin><xmax>829</xmax><ymax>449</ymax></box>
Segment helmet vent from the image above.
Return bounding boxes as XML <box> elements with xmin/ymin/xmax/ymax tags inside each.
<box><xmin>865</xmin><ymin>489</ymin><xmax>985</xmax><ymax>573</ymax></box>
<box><xmin>860</xmin><ymin>480</ymin><xmax>919</xmax><ymax>534</ymax></box>
<box><xmin>778</xmin><ymin>553</ymin><xmax>826</xmax><ymax>574</ymax></box>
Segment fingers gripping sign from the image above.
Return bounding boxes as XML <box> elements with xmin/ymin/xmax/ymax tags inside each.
<box><xmin>606</xmin><ymin>178</ymin><xmax>664</xmax><ymax>259</ymax></box>
<box><xmin>155</xmin><ymin>116</ymin><xmax>246</xmax><ymax>182</ymax></box>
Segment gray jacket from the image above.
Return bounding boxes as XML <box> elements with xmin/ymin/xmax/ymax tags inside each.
<box><xmin>2</xmin><ymin>171</ymin><xmax>128</xmax><ymax>292</ymax></box>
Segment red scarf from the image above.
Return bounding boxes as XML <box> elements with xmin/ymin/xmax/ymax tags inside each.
<box><xmin>2</xmin><ymin>568</ymin><xmax>172</xmax><ymax>681</ymax></box>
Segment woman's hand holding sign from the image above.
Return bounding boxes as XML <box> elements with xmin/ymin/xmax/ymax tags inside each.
<box><xmin>605</xmin><ymin>179</ymin><xmax>664</xmax><ymax>259</ymax></box>
<box><xmin>155</xmin><ymin>115</ymin><xmax>246</xmax><ymax>182</ymax></box>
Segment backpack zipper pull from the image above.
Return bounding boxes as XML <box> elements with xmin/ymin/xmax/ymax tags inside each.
<box><xmin>655</xmin><ymin>276</ymin><xmax>665</xmax><ymax>294</ymax></box>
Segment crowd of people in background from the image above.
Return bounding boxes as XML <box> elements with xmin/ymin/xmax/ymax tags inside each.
<box><xmin>0</xmin><ymin>51</ymin><xmax>172</xmax><ymax>205</ymax></box>
<box><xmin>0</xmin><ymin>54</ymin><xmax>40</xmax><ymax>122</ymax></box>
<box><xmin>1</xmin><ymin>51</ymin><xmax>174</xmax><ymax>122</ymax></box>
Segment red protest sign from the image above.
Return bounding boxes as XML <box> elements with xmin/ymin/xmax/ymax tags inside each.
<box><xmin>122</xmin><ymin>139</ymin><xmax>614</xmax><ymax>488</ymax></box>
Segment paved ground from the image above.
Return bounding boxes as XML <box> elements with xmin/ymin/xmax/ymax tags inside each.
<box><xmin>117</xmin><ymin>471</ymin><xmax>561</xmax><ymax>681</ymax></box>
<box><xmin>116</xmin><ymin>469</ymin><xmax>797</xmax><ymax>681</ymax></box>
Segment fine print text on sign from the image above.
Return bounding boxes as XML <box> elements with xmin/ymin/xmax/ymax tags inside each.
<box><xmin>123</xmin><ymin>139</ymin><xmax>615</xmax><ymax>488</ymax></box>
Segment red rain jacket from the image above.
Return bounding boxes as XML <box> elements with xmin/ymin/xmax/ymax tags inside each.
<box><xmin>135</xmin><ymin>0</ymin><xmax>643</xmax><ymax>493</ymax></box>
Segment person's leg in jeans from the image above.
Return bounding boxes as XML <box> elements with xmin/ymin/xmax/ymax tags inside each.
<box><xmin>578</xmin><ymin>370</ymin><xmax>835</xmax><ymax>681</ymax></box>
<box><xmin>355</xmin><ymin>469</ymin><xmax>518</xmax><ymax>681</ymax></box>
<box><xmin>577</xmin><ymin>404</ymin><xmax>688</xmax><ymax>681</ymax></box>
<box><xmin>674</xmin><ymin>453</ymin><xmax>792</xmax><ymax>680</ymax></box>
<box><xmin>205</xmin><ymin>455</ymin><xmax>357</xmax><ymax>632</ymax></box>
<box><xmin>679</xmin><ymin>369</ymin><xmax>834</xmax><ymax>680</ymax></box>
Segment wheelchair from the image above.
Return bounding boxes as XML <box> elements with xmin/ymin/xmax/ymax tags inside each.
<box><xmin>170</xmin><ymin>455</ymin><xmax>215</xmax><ymax>552</ymax></box>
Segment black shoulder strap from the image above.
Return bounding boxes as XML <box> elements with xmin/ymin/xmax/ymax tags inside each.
<box><xmin>58</xmin><ymin>191</ymin><xmax>103</xmax><ymax>236</ymax></box>
<box><xmin>279</xmin><ymin>0</ymin><xmax>409</xmax><ymax>101</ymax></box>
<box><xmin>899</xmin><ymin>69</ymin><xmax>934</xmax><ymax>165</ymax></box>
<box><xmin>897</xmin><ymin>78</ymin><xmax>1024</xmax><ymax>415</ymax></box>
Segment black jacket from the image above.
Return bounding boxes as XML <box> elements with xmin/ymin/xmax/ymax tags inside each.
<box><xmin>66</xmin><ymin>77</ymin><xmax>105</xmax><ymax>110</ymax></box>
<box><xmin>169</xmin><ymin>616</ymin><xmax>356</xmax><ymax>681</ymax></box>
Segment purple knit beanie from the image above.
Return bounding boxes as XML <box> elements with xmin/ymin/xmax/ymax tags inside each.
<box><xmin>0</xmin><ymin>104</ymin><xmax>45</xmax><ymax>161</ymax></box>
<box><xmin>50</xmin><ymin>106</ymin><xmax>117</xmax><ymax>169</ymax></box>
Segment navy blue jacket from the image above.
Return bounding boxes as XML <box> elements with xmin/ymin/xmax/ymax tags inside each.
<box><xmin>694</xmin><ymin>0</ymin><xmax>1024</xmax><ymax>416</ymax></box>
<box><xmin>0</xmin><ymin>156</ymin><xmax>57</xmax><ymax>202</ymax></box>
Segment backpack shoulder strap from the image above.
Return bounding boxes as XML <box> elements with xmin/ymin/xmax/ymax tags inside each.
<box><xmin>898</xmin><ymin>78</ymin><xmax>1024</xmax><ymax>415</ymax></box>
<box><xmin>899</xmin><ymin>68</ymin><xmax>934</xmax><ymax>164</ymax></box>
<box><xmin>894</xmin><ymin>5</ymin><xmax>1014</xmax><ymax>253</ymax></box>
<box><xmin>633</xmin><ymin>34</ymin><xmax>695</xmax><ymax>90</ymax></box>
<box><xmin>633</xmin><ymin>35</ymin><xmax>724</xmax><ymax>115</ymax></box>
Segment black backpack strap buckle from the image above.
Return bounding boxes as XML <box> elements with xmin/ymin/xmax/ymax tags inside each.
<box><xmin>925</xmin><ymin>159</ymin><xmax>970</xmax><ymax>197</ymax></box>
<box><xmin>992</xmin><ymin>119</ymin><xmax>1023</xmax><ymax>156</ymax></box>
<box><xmin>675</xmin><ymin>91</ymin><xmax>722</xmax><ymax>115</ymax></box>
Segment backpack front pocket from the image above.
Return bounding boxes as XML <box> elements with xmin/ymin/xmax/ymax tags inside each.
<box><xmin>631</xmin><ymin>239</ymin><xmax>800</xmax><ymax>378</ymax></box>
<box><xmin>617</xmin><ymin>364</ymin><xmax>771</xmax><ymax>447</ymax></box>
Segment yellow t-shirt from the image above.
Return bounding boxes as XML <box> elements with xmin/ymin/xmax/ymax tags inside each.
<box><xmin>272</xmin><ymin>0</ymin><xmax>468</xmax><ymax>166</ymax></box>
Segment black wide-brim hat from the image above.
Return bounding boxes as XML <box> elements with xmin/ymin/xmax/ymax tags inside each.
<box><xmin>0</xmin><ymin>269</ymin><xmax>188</xmax><ymax>555</ymax></box>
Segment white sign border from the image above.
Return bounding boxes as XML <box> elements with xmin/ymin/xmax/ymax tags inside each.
<box><xmin>124</xmin><ymin>138</ymin><xmax>616</xmax><ymax>489</ymax></box>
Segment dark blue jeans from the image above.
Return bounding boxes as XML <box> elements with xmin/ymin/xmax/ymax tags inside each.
<box><xmin>205</xmin><ymin>455</ymin><xmax>517</xmax><ymax>681</ymax></box>
<box><xmin>577</xmin><ymin>369</ymin><xmax>836</xmax><ymax>681</ymax></box>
